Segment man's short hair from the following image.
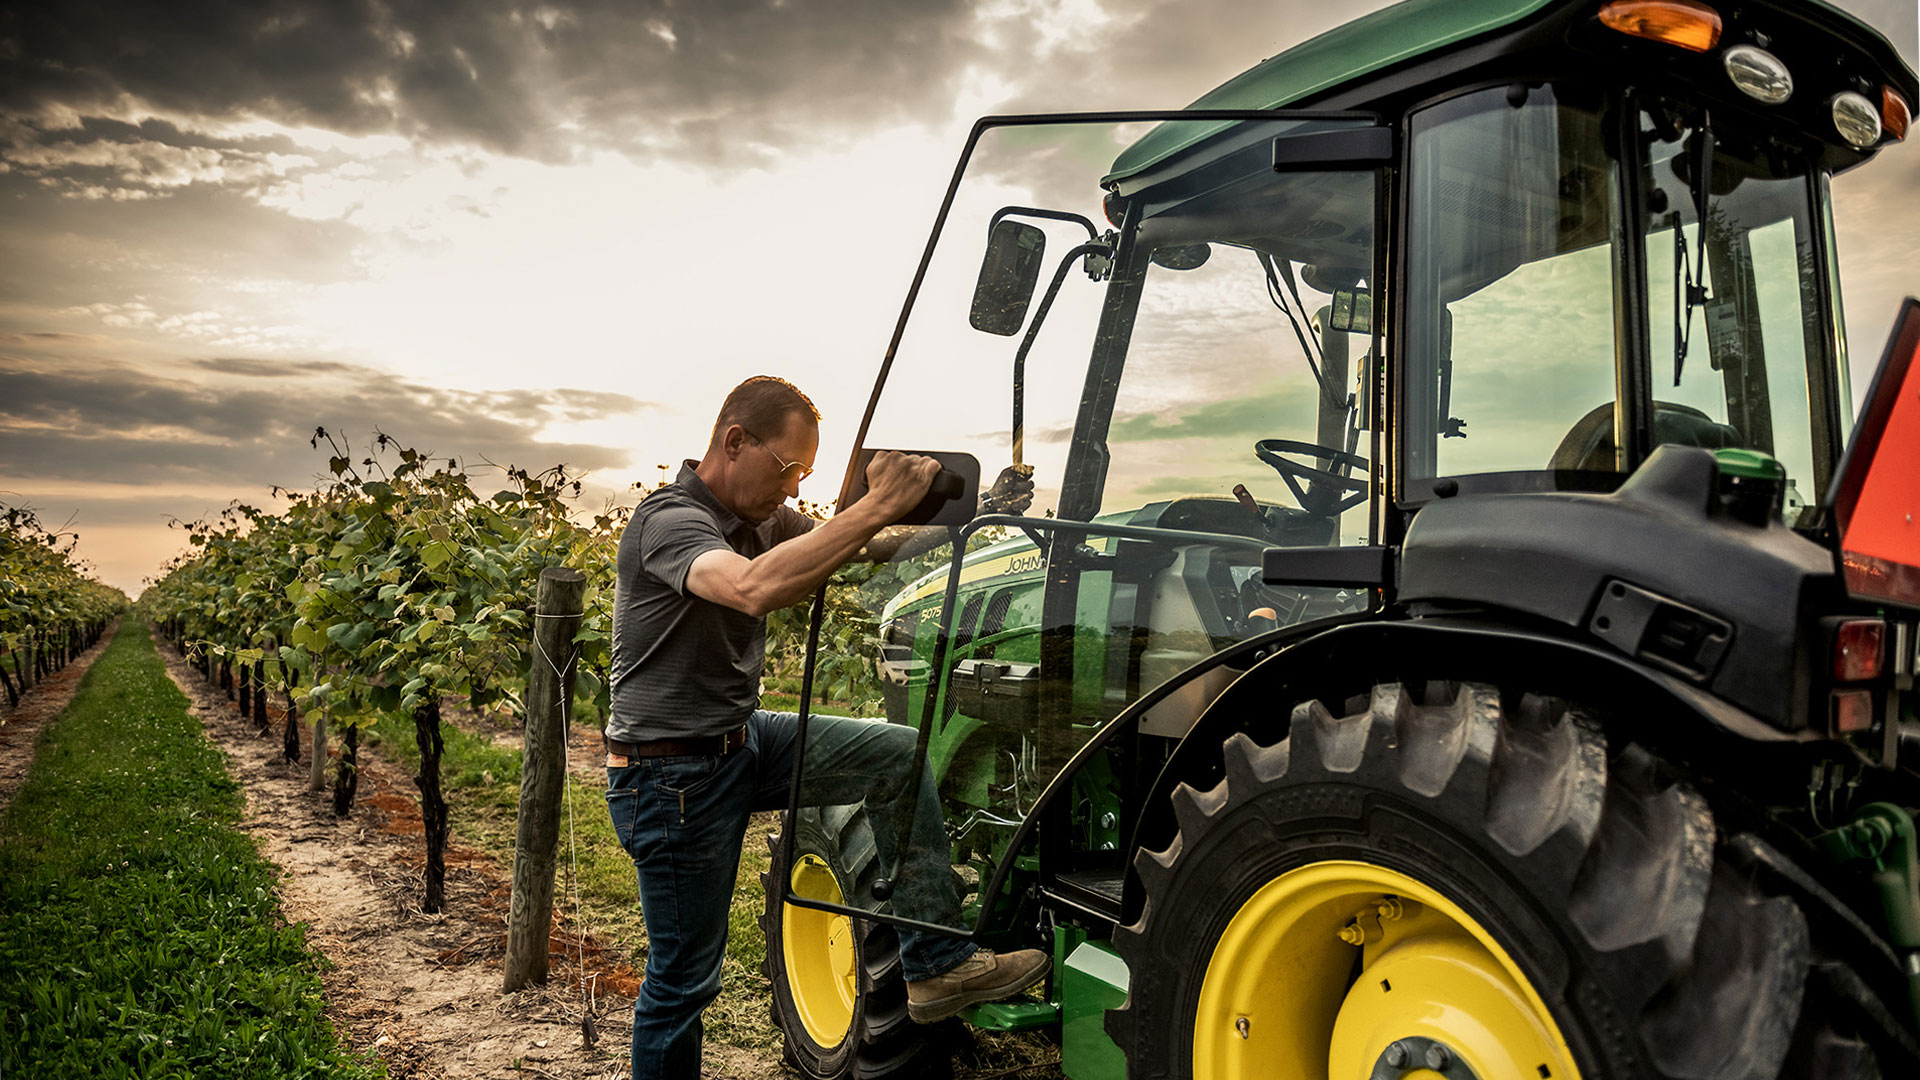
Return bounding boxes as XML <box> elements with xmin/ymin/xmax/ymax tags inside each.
<box><xmin>711</xmin><ymin>376</ymin><xmax>821</xmax><ymax>446</ymax></box>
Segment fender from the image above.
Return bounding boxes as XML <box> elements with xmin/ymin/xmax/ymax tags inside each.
<box><xmin>1397</xmin><ymin>446</ymin><xmax>1844</xmax><ymax>732</ymax></box>
<box><xmin>1115</xmin><ymin>613</ymin><xmax>1852</xmax><ymax>926</ymax></box>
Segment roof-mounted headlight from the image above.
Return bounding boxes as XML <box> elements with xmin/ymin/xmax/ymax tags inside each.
<box><xmin>1832</xmin><ymin>90</ymin><xmax>1883</xmax><ymax>148</ymax></box>
<box><xmin>1722</xmin><ymin>44</ymin><xmax>1792</xmax><ymax>104</ymax></box>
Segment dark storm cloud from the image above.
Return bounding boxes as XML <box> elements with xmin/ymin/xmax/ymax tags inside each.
<box><xmin>0</xmin><ymin>355</ymin><xmax>653</xmax><ymax>486</ymax></box>
<box><xmin>5</xmin><ymin>331</ymin><xmax>94</xmax><ymax>342</ymax></box>
<box><xmin>0</xmin><ymin>0</ymin><xmax>980</xmax><ymax>166</ymax></box>
<box><xmin>5</xmin><ymin>1</ymin><xmax>1909</xmax><ymax>172</ymax></box>
<box><xmin>478</xmin><ymin>386</ymin><xmax>642</xmax><ymax>422</ymax></box>
<box><xmin>0</xmin><ymin>172</ymin><xmax>367</xmax><ymax>317</ymax></box>
<box><xmin>191</xmin><ymin>356</ymin><xmax>355</xmax><ymax>377</ymax></box>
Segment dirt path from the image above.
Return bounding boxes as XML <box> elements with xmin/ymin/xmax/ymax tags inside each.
<box><xmin>153</xmin><ymin>635</ymin><xmax>670</xmax><ymax>1080</ymax></box>
<box><xmin>0</xmin><ymin>620</ymin><xmax>119</xmax><ymax>812</ymax></box>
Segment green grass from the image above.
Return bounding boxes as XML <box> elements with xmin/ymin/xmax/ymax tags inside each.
<box><xmin>0</xmin><ymin>623</ymin><xmax>383</xmax><ymax>1080</ymax></box>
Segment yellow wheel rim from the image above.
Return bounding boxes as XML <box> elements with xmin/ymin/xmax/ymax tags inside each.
<box><xmin>783</xmin><ymin>854</ymin><xmax>858</xmax><ymax>1048</ymax></box>
<box><xmin>1193</xmin><ymin>860</ymin><xmax>1581</xmax><ymax>1080</ymax></box>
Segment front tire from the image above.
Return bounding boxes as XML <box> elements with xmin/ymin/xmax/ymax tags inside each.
<box><xmin>761</xmin><ymin>805</ymin><xmax>952</xmax><ymax>1080</ymax></box>
<box><xmin>1107</xmin><ymin>682</ymin><xmax>1898</xmax><ymax>1080</ymax></box>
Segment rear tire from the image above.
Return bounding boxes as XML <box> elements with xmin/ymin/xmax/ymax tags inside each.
<box><xmin>761</xmin><ymin>805</ymin><xmax>954</xmax><ymax>1080</ymax></box>
<box><xmin>1106</xmin><ymin>682</ymin><xmax>1902</xmax><ymax>1079</ymax></box>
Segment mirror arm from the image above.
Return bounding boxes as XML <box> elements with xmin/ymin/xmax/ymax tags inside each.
<box><xmin>990</xmin><ymin>205</ymin><xmax>1099</xmax><ymax>242</ymax></box>
<box><xmin>1013</xmin><ymin>241</ymin><xmax>1112</xmax><ymax>466</ymax></box>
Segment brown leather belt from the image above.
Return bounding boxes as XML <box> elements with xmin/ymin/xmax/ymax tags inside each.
<box><xmin>607</xmin><ymin>725</ymin><xmax>747</xmax><ymax>760</ymax></box>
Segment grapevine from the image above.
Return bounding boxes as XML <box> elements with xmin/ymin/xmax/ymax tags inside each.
<box><xmin>141</xmin><ymin>431</ymin><xmax>620</xmax><ymax>913</ymax></box>
<box><xmin>138</xmin><ymin>430</ymin><xmax>909</xmax><ymax>913</ymax></box>
<box><xmin>0</xmin><ymin>503</ymin><xmax>125</xmax><ymax>706</ymax></box>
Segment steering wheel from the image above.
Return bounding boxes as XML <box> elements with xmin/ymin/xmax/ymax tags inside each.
<box><xmin>1254</xmin><ymin>439</ymin><xmax>1369</xmax><ymax>516</ymax></box>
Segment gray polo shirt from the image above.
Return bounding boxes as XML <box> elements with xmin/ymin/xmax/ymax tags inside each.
<box><xmin>607</xmin><ymin>461</ymin><xmax>814</xmax><ymax>742</ymax></box>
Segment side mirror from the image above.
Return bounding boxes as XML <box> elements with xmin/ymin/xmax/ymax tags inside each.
<box><xmin>970</xmin><ymin>220</ymin><xmax>1046</xmax><ymax>336</ymax></box>
<box><xmin>1150</xmin><ymin>243</ymin><xmax>1211</xmax><ymax>271</ymax></box>
<box><xmin>841</xmin><ymin>449</ymin><xmax>981</xmax><ymax>528</ymax></box>
<box><xmin>1328</xmin><ymin>288</ymin><xmax>1373</xmax><ymax>334</ymax></box>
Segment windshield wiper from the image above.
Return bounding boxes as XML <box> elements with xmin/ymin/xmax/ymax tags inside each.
<box><xmin>1674</xmin><ymin>112</ymin><xmax>1715</xmax><ymax>386</ymax></box>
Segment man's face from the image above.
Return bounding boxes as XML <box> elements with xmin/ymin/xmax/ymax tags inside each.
<box><xmin>738</xmin><ymin>413</ymin><xmax>819</xmax><ymax>522</ymax></box>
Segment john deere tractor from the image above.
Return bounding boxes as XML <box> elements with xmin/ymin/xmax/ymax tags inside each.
<box><xmin>761</xmin><ymin>2</ymin><xmax>1920</xmax><ymax>1078</ymax></box>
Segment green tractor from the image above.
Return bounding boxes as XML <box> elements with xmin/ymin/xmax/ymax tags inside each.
<box><xmin>761</xmin><ymin>1</ymin><xmax>1920</xmax><ymax>1077</ymax></box>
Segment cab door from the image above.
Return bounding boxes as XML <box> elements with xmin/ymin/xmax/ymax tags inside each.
<box><xmin>781</xmin><ymin>111</ymin><xmax>1390</xmax><ymax>941</ymax></box>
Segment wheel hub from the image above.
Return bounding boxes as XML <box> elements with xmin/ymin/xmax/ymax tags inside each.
<box><xmin>1371</xmin><ymin>1036</ymin><xmax>1482</xmax><ymax>1080</ymax></box>
<box><xmin>1192</xmin><ymin>861</ymin><xmax>1579</xmax><ymax>1080</ymax></box>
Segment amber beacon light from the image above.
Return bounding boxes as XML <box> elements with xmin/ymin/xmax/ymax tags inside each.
<box><xmin>1599</xmin><ymin>0</ymin><xmax>1723</xmax><ymax>52</ymax></box>
<box><xmin>1883</xmin><ymin>85</ymin><xmax>1911</xmax><ymax>142</ymax></box>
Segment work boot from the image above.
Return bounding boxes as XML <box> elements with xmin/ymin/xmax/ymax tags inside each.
<box><xmin>905</xmin><ymin>947</ymin><xmax>1049</xmax><ymax>1023</ymax></box>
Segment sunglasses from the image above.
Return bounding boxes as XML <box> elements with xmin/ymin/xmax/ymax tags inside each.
<box><xmin>742</xmin><ymin>428</ymin><xmax>814</xmax><ymax>483</ymax></box>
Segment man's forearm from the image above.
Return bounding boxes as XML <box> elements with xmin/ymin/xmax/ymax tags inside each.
<box><xmin>726</xmin><ymin>504</ymin><xmax>900</xmax><ymax>614</ymax></box>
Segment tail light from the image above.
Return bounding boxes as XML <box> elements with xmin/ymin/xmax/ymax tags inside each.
<box><xmin>1103</xmin><ymin>191</ymin><xmax>1126</xmax><ymax>228</ymax></box>
<box><xmin>1834</xmin><ymin>618</ymin><xmax>1887</xmax><ymax>681</ymax></box>
<box><xmin>1598</xmin><ymin>0</ymin><xmax>1722</xmax><ymax>53</ymax></box>
<box><xmin>1831</xmin><ymin>689</ymin><xmax>1875</xmax><ymax>733</ymax></box>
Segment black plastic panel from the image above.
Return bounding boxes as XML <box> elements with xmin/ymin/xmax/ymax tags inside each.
<box><xmin>1399</xmin><ymin>446</ymin><xmax>1841</xmax><ymax>730</ymax></box>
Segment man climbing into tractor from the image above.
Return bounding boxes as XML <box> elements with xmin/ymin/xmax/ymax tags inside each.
<box><xmin>604</xmin><ymin>375</ymin><xmax>1048</xmax><ymax>1080</ymax></box>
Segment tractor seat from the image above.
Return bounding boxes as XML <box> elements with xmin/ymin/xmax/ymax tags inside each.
<box><xmin>1549</xmin><ymin>401</ymin><xmax>1743</xmax><ymax>471</ymax></box>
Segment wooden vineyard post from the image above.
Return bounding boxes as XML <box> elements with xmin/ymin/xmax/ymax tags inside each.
<box><xmin>253</xmin><ymin>657</ymin><xmax>268</xmax><ymax>734</ymax></box>
<box><xmin>309</xmin><ymin>703</ymin><xmax>330</xmax><ymax>793</ymax></box>
<box><xmin>283</xmin><ymin>666</ymin><xmax>301</xmax><ymax>765</ymax></box>
<box><xmin>414</xmin><ymin>696</ymin><xmax>450</xmax><ymax>914</ymax></box>
<box><xmin>503</xmin><ymin>566</ymin><xmax>587</xmax><ymax>992</ymax></box>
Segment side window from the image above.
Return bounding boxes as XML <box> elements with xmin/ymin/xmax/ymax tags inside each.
<box><xmin>1641</xmin><ymin>103</ymin><xmax>1827</xmax><ymax>520</ymax></box>
<box><xmin>1104</xmin><ymin>178</ymin><xmax>1378</xmax><ymax>552</ymax></box>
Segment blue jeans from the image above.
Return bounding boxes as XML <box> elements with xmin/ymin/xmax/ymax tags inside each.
<box><xmin>606</xmin><ymin>710</ymin><xmax>974</xmax><ymax>1080</ymax></box>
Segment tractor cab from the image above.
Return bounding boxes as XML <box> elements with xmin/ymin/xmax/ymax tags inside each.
<box><xmin>769</xmin><ymin>3</ymin><xmax>1917</xmax><ymax>1077</ymax></box>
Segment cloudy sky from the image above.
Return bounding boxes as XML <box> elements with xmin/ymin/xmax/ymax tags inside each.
<box><xmin>2</xmin><ymin>0</ymin><xmax>1914</xmax><ymax>595</ymax></box>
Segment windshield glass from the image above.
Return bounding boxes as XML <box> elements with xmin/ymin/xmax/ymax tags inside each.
<box><xmin>787</xmin><ymin>116</ymin><xmax>1380</xmax><ymax>934</ymax></box>
<box><xmin>1404</xmin><ymin>83</ymin><xmax>1621</xmax><ymax>486</ymax></box>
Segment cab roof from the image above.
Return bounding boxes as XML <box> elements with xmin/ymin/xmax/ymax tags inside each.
<box><xmin>1105</xmin><ymin>0</ymin><xmax>1907</xmax><ymax>186</ymax></box>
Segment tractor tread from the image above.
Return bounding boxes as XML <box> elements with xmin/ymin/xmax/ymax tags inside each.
<box><xmin>1567</xmin><ymin>745</ymin><xmax>1715</xmax><ymax>972</ymax></box>
<box><xmin>1107</xmin><ymin>680</ymin><xmax>1893</xmax><ymax>1080</ymax></box>
<box><xmin>761</xmin><ymin>812</ymin><xmax>950</xmax><ymax>1080</ymax></box>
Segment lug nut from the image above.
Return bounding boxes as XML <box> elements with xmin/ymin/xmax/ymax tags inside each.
<box><xmin>1384</xmin><ymin>1042</ymin><xmax>1407</xmax><ymax>1067</ymax></box>
<box><xmin>1338</xmin><ymin>923</ymin><xmax>1366</xmax><ymax>945</ymax></box>
<box><xmin>1425</xmin><ymin>1044</ymin><xmax>1451</xmax><ymax>1070</ymax></box>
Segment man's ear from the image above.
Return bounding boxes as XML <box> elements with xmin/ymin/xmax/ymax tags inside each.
<box><xmin>722</xmin><ymin>425</ymin><xmax>748</xmax><ymax>459</ymax></box>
